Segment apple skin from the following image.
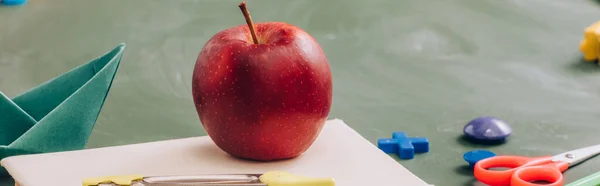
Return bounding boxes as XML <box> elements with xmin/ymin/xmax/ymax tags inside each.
<box><xmin>192</xmin><ymin>22</ymin><xmax>332</xmax><ymax>161</ymax></box>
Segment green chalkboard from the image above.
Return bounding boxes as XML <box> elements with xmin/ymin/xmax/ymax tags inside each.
<box><xmin>2</xmin><ymin>0</ymin><xmax>600</xmax><ymax>185</ymax></box>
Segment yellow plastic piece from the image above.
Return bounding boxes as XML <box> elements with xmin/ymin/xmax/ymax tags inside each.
<box><xmin>82</xmin><ymin>174</ymin><xmax>143</xmax><ymax>186</ymax></box>
<box><xmin>259</xmin><ymin>171</ymin><xmax>335</xmax><ymax>186</ymax></box>
<box><xmin>580</xmin><ymin>20</ymin><xmax>600</xmax><ymax>62</ymax></box>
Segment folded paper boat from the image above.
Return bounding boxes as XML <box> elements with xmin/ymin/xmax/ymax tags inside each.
<box><xmin>0</xmin><ymin>44</ymin><xmax>126</xmax><ymax>176</ymax></box>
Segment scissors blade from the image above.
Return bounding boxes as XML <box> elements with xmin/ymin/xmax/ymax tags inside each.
<box><xmin>93</xmin><ymin>174</ymin><xmax>267</xmax><ymax>186</ymax></box>
<box><xmin>553</xmin><ymin>144</ymin><xmax>600</xmax><ymax>166</ymax></box>
<box><xmin>141</xmin><ymin>174</ymin><xmax>266</xmax><ymax>186</ymax></box>
<box><xmin>142</xmin><ymin>183</ymin><xmax>267</xmax><ymax>186</ymax></box>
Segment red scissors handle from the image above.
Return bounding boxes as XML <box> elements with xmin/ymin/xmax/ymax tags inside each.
<box><xmin>474</xmin><ymin>155</ymin><xmax>569</xmax><ymax>186</ymax></box>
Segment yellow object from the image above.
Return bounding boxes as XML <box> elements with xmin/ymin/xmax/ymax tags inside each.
<box><xmin>580</xmin><ymin>21</ymin><xmax>600</xmax><ymax>62</ymax></box>
<box><xmin>259</xmin><ymin>171</ymin><xmax>336</xmax><ymax>186</ymax></box>
<box><xmin>82</xmin><ymin>174</ymin><xmax>143</xmax><ymax>186</ymax></box>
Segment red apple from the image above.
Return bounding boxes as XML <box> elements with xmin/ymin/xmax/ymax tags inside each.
<box><xmin>191</xmin><ymin>2</ymin><xmax>332</xmax><ymax>161</ymax></box>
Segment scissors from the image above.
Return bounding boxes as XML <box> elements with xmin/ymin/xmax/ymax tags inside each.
<box><xmin>83</xmin><ymin>170</ymin><xmax>335</xmax><ymax>186</ymax></box>
<box><xmin>474</xmin><ymin>144</ymin><xmax>600</xmax><ymax>186</ymax></box>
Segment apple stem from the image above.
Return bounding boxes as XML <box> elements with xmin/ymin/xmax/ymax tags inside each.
<box><xmin>238</xmin><ymin>1</ymin><xmax>259</xmax><ymax>44</ymax></box>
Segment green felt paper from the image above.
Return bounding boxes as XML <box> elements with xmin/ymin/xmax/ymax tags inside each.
<box><xmin>0</xmin><ymin>43</ymin><xmax>126</xmax><ymax>176</ymax></box>
<box><xmin>566</xmin><ymin>170</ymin><xmax>600</xmax><ymax>186</ymax></box>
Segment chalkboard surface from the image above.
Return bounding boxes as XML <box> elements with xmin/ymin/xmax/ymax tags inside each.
<box><xmin>2</xmin><ymin>0</ymin><xmax>600</xmax><ymax>185</ymax></box>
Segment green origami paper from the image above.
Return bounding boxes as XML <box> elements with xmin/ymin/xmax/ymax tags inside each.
<box><xmin>0</xmin><ymin>43</ymin><xmax>126</xmax><ymax>176</ymax></box>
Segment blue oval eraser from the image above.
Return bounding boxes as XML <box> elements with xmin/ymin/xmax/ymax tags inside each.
<box><xmin>463</xmin><ymin>150</ymin><xmax>496</xmax><ymax>168</ymax></box>
<box><xmin>1</xmin><ymin>0</ymin><xmax>27</xmax><ymax>6</ymax></box>
<box><xmin>463</xmin><ymin>116</ymin><xmax>512</xmax><ymax>141</ymax></box>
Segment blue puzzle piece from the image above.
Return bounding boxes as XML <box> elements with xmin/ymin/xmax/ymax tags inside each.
<box><xmin>411</xmin><ymin>138</ymin><xmax>429</xmax><ymax>153</ymax></box>
<box><xmin>1</xmin><ymin>0</ymin><xmax>27</xmax><ymax>6</ymax></box>
<box><xmin>377</xmin><ymin>132</ymin><xmax>430</xmax><ymax>160</ymax></box>
<box><xmin>377</xmin><ymin>138</ymin><xmax>399</xmax><ymax>153</ymax></box>
<box><xmin>392</xmin><ymin>132</ymin><xmax>407</xmax><ymax>139</ymax></box>
<box><xmin>399</xmin><ymin>139</ymin><xmax>415</xmax><ymax>159</ymax></box>
<box><xmin>464</xmin><ymin>150</ymin><xmax>496</xmax><ymax>169</ymax></box>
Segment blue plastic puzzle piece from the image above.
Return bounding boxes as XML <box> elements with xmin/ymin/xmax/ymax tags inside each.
<box><xmin>398</xmin><ymin>139</ymin><xmax>415</xmax><ymax>159</ymax></box>
<box><xmin>392</xmin><ymin>132</ymin><xmax>407</xmax><ymax>139</ymax></box>
<box><xmin>464</xmin><ymin>150</ymin><xmax>496</xmax><ymax>169</ymax></box>
<box><xmin>377</xmin><ymin>132</ymin><xmax>430</xmax><ymax>159</ymax></box>
<box><xmin>411</xmin><ymin>138</ymin><xmax>429</xmax><ymax>153</ymax></box>
<box><xmin>1</xmin><ymin>0</ymin><xmax>27</xmax><ymax>6</ymax></box>
<box><xmin>377</xmin><ymin>138</ymin><xmax>399</xmax><ymax>153</ymax></box>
